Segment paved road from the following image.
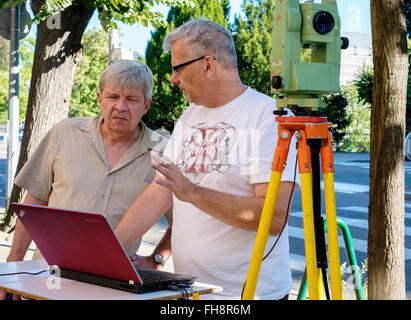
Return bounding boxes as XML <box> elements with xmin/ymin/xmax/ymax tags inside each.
<box><xmin>1</xmin><ymin>152</ymin><xmax>410</xmax><ymax>299</ymax></box>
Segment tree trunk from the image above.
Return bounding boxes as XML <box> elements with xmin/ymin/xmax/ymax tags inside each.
<box><xmin>368</xmin><ymin>0</ymin><xmax>408</xmax><ymax>299</ymax></box>
<box><xmin>1</xmin><ymin>1</ymin><xmax>94</xmax><ymax>231</ymax></box>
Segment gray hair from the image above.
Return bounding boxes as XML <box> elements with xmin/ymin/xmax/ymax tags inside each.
<box><xmin>163</xmin><ymin>18</ymin><xmax>238</xmax><ymax>70</ymax></box>
<box><xmin>98</xmin><ymin>60</ymin><xmax>154</xmax><ymax>102</ymax></box>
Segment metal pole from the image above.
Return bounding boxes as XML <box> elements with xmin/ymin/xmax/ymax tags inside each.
<box><xmin>6</xmin><ymin>5</ymin><xmax>20</xmax><ymax>204</ymax></box>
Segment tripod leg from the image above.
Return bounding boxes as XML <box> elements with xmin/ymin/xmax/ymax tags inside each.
<box><xmin>323</xmin><ymin>172</ymin><xmax>342</xmax><ymax>299</ymax></box>
<box><xmin>242</xmin><ymin>170</ymin><xmax>283</xmax><ymax>300</ymax></box>
<box><xmin>300</xmin><ymin>172</ymin><xmax>322</xmax><ymax>300</ymax></box>
<box><xmin>297</xmin><ymin>130</ymin><xmax>322</xmax><ymax>300</ymax></box>
<box><xmin>321</xmin><ymin>133</ymin><xmax>342</xmax><ymax>300</ymax></box>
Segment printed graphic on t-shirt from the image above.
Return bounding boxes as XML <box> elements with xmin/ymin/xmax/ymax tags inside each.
<box><xmin>177</xmin><ymin>122</ymin><xmax>236</xmax><ymax>184</ymax></box>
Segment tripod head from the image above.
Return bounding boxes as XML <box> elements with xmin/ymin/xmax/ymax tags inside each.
<box><xmin>270</xmin><ymin>0</ymin><xmax>348</xmax><ymax>115</ymax></box>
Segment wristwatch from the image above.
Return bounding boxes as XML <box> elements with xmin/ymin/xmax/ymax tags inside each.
<box><xmin>151</xmin><ymin>252</ymin><xmax>166</xmax><ymax>266</ymax></box>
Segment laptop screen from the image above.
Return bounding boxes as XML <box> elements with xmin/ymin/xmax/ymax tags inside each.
<box><xmin>11</xmin><ymin>203</ymin><xmax>142</xmax><ymax>284</ymax></box>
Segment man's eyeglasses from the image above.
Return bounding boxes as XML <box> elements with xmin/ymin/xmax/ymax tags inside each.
<box><xmin>172</xmin><ymin>56</ymin><xmax>206</xmax><ymax>73</ymax></box>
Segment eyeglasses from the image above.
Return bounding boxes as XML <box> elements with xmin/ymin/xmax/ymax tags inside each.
<box><xmin>172</xmin><ymin>56</ymin><xmax>206</xmax><ymax>73</ymax></box>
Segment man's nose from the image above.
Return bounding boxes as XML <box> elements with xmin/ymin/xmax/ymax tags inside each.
<box><xmin>170</xmin><ymin>71</ymin><xmax>179</xmax><ymax>85</ymax></box>
<box><xmin>115</xmin><ymin>98</ymin><xmax>128</xmax><ymax>111</ymax></box>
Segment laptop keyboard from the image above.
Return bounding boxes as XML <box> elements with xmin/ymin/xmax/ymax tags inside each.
<box><xmin>137</xmin><ymin>269</ymin><xmax>171</xmax><ymax>283</ymax></box>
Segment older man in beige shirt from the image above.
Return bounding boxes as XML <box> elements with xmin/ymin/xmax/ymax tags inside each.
<box><xmin>2</xmin><ymin>60</ymin><xmax>171</xmax><ymax>299</ymax></box>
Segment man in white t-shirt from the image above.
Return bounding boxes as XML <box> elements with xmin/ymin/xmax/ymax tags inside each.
<box><xmin>116</xmin><ymin>18</ymin><xmax>300</xmax><ymax>300</ymax></box>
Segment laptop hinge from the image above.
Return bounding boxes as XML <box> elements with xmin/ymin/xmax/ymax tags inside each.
<box><xmin>55</xmin><ymin>267</ymin><xmax>142</xmax><ymax>294</ymax></box>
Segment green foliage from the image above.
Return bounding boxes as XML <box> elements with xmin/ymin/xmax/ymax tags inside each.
<box><xmin>353</xmin><ymin>64</ymin><xmax>373</xmax><ymax>106</ymax></box>
<box><xmin>339</xmin><ymin>82</ymin><xmax>371</xmax><ymax>152</ymax></box>
<box><xmin>0</xmin><ymin>36</ymin><xmax>35</xmax><ymax>123</ymax></box>
<box><xmin>33</xmin><ymin>0</ymin><xmax>72</xmax><ymax>22</ymax></box>
<box><xmin>323</xmin><ymin>93</ymin><xmax>351</xmax><ymax>149</ymax></box>
<box><xmin>0</xmin><ymin>0</ymin><xmax>193</xmax><ymax>30</ymax></box>
<box><xmin>407</xmin><ymin>54</ymin><xmax>411</xmax><ymax>133</ymax></box>
<box><xmin>341</xmin><ymin>258</ymin><xmax>368</xmax><ymax>299</ymax></box>
<box><xmin>353</xmin><ymin>55</ymin><xmax>411</xmax><ymax>135</ymax></box>
<box><xmin>0</xmin><ymin>75</ymin><xmax>8</xmax><ymax>123</ymax></box>
<box><xmin>232</xmin><ymin>0</ymin><xmax>275</xmax><ymax>95</ymax></box>
<box><xmin>166</xmin><ymin>0</ymin><xmax>228</xmax><ymax>28</ymax></box>
<box><xmin>33</xmin><ymin>0</ymin><xmax>192</xmax><ymax>29</ymax></box>
<box><xmin>69</xmin><ymin>28</ymin><xmax>108</xmax><ymax>117</ymax></box>
<box><xmin>353</xmin><ymin>39</ymin><xmax>411</xmax><ymax>135</ymax></box>
<box><xmin>406</xmin><ymin>1</ymin><xmax>410</xmax><ymax>40</ymax></box>
<box><xmin>143</xmin><ymin>0</ymin><xmax>229</xmax><ymax>132</ymax></box>
<box><xmin>0</xmin><ymin>0</ymin><xmax>23</xmax><ymax>10</ymax></box>
<box><xmin>0</xmin><ymin>37</ymin><xmax>7</xmax><ymax>68</ymax></box>
<box><xmin>0</xmin><ymin>37</ymin><xmax>8</xmax><ymax>122</ymax></box>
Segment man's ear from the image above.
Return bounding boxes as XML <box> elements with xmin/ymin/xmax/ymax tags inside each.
<box><xmin>96</xmin><ymin>91</ymin><xmax>102</xmax><ymax>105</ymax></box>
<box><xmin>204</xmin><ymin>56</ymin><xmax>216</xmax><ymax>79</ymax></box>
<box><xmin>144</xmin><ymin>98</ymin><xmax>152</xmax><ymax>114</ymax></box>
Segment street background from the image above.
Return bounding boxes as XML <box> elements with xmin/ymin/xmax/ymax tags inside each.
<box><xmin>0</xmin><ymin>147</ymin><xmax>410</xmax><ymax>299</ymax></box>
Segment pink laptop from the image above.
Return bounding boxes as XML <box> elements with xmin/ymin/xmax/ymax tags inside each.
<box><xmin>10</xmin><ymin>203</ymin><xmax>195</xmax><ymax>293</ymax></box>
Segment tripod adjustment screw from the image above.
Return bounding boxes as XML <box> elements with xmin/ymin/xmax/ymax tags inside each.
<box><xmin>281</xmin><ymin>131</ymin><xmax>289</xmax><ymax>139</ymax></box>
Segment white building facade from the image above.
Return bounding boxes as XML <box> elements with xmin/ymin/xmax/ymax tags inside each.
<box><xmin>340</xmin><ymin>32</ymin><xmax>373</xmax><ymax>86</ymax></box>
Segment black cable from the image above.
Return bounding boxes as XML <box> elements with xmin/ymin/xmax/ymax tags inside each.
<box><xmin>166</xmin><ymin>284</ymin><xmax>189</xmax><ymax>300</ymax></box>
<box><xmin>241</xmin><ymin>150</ymin><xmax>298</xmax><ymax>299</ymax></box>
<box><xmin>0</xmin><ymin>270</ymin><xmax>48</xmax><ymax>277</ymax></box>
<box><xmin>321</xmin><ymin>266</ymin><xmax>331</xmax><ymax>300</ymax></box>
<box><xmin>262</xmin><ymin>153</ymin><xmax>298</xmax><ymax>261</ymax></box>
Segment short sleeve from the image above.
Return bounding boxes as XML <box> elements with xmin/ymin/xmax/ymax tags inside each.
<box><xmin>14</xmin><ymin>129</ymin><xmax>56</xmax><ymax>203</ymax></box>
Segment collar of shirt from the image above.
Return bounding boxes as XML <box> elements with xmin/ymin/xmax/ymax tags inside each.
<box><xmin>72</xmin><ymin>115</ymin><xmax>162</xmax><ymax>174</ymax></box>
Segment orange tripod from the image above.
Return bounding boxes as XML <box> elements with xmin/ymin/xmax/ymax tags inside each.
<box><xmin>242</xmin><ymin>116</ymin><xmax>342</xmax><ymax>300</ymax></box>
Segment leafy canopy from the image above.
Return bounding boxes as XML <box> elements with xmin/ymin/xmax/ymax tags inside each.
<box><xmin>0</xmin><ymin>36</ymin><xmax>35</xmax><ymax>123</ymax></box>
<box><xmin>0</xmin><ymin>0</ymin><xmax>193</xmax><ymax>29</ymax></box>
<box><xmin>69</xmin><ymin>28</ymin><xmax>108</xmax><ymax>117</ymax></box>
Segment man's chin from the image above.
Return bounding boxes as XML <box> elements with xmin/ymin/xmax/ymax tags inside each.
<box><xmin>107</xmin><ymin>123</ymin><xmax>132</xmax><ymax>133</ymax></box>
<box><xmin>183</xmin><ymin>92</ymin><xmax>193</xmax><ymax>103</ymax></box>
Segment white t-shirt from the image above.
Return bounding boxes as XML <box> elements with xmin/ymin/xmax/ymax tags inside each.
<box><xmin>164</xmin><ymin>87</ymin><xmax>299</xmax><ymax>299</ymax></box>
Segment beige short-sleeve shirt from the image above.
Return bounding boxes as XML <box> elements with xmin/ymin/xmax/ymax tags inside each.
<box><xmin>14</xmin><ymin>115</ymin><xmax>169</xmax><ymax>256</ymax></box>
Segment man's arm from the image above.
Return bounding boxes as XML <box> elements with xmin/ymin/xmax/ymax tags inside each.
<box><xmin>115</xmin><ymin>176</ymin><xmax>173</xmax><ymax>249</ymax></box>
<box><xmin>153</xmin><ymin>162</ymin><xmax>297</xmax><ymax>236</ymax></box>
<box><xmin>7</xmin><ymin>193</ymin><xmax>48</xmax><ymax>262</ymax></box>
<box><xmin>130</xmin><ymin>226</ymin><xmax>172</xmax><ymax>270</ymax></box>
<box><xmin>255</xmin><ymin>181</ymin><xmax>296</xmax><ymax>235</ymax></box>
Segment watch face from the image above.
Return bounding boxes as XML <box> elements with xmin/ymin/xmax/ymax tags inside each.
<box><xmin>154</xmin><ymin>253</ymin><xmax>164</xmax><ymax>264</ymax></box>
